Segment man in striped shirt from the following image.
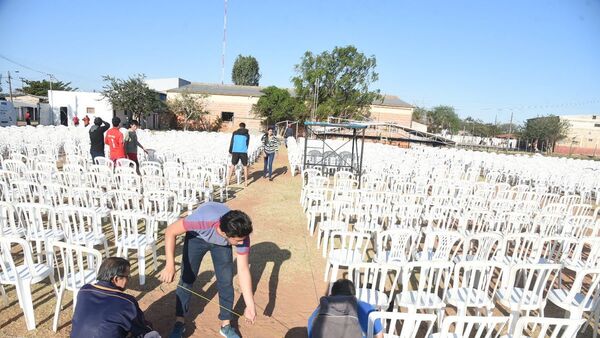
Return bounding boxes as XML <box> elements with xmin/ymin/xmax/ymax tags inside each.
<box><xmin>159</xmin><ymin>202</ymin><xmax>256</xmax><ymax>338</ymax></box>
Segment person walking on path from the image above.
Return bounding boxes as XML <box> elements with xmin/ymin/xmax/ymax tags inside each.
<box><xmin>105</xmin><ymin>116</ymin><xmax>126</xmax><ymax>164</ymax></box>
<box><xmin>261</xmin><ymin>126</ymin><xmax>280</xmax><ymax>181</ymax></box>
<box><xmin>159</xmin><ymin>202</ymin><xmax>256</xmax><ymax>338</ymax></box>
<box><xmin>89</xmin><ymin>117</ymin><xmax>111</xmax><ymax>161</ymax></box>
<box><xmin>227</xmin><ymin>122</ymin><xmax>250</xmax><ymax>187</ymax></box>
<box><xmin>124</xmin><ymin>119</ymin><xmax>148</xmax><ymax>174</ymax></box>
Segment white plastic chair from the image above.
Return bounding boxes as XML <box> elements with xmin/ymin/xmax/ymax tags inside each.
<box><xmin>415</xmin><ymin>230</ymin><xmax>463</xmax><ymax>262</ymax></box>
<box><xmin>349</xmin><ymin>262</ymin><xmax>401</xmax><ymax>309</ymax></box>
<box><xmin>456</xmin><ymin>232</ymin><xmax>503</xmax><ymax>262</ymax></box>
<box><xmin>52</xmin><ymin>241</ymin><xmax>102</xmax><ymax>332</ymax></box>
<box><xmin>16</xmin><ymin>202</ymin><xmax>64</xmax><ymax>263</ymax></box>
<box><xmin>367</xmin><ymin>311</ymin><xmax>436</xmax><ymax>338</ymax></box>
<box><xmin>495</xmin><ymin>263</ymin><xmax>562</xmax><ymax>333</ymax></box>
<box><xmin>111</xmin><ymin>211</ymin><xmax>157</xmax><ymax>285</ymax></box>
<box><xmin>143</xmin><ymin>190</ymin><xmax>181</xmax><ymax>226</ymax></box>
<box><xmin>395</xmin><ymin>260</ymin><xmax>453</xmax><ymax>327</ymax></box>
<box><xmin>445</xmin><ymin>260</ymin><xmax>505</xmax><ymax>317</ymax></box>
<box><xmin>0</xmin><ymin>236</ymin><xmax>57</xmax><ymax>330</ymax></box>
<box><xmin>547</xmin><ymin>268</ymin><xmax>600</xmax><ymax>320</ymax></box>
<box><xmin>324</xmin><ymin>231</ymin><xmax>370</xmax><ymax>282</ymax></box>
<box><xmin>0</xmin><ymin>201</ymin><xmax>25</xmax><ymax>237</ymax></box>
<box><xmin>55</xmin><ymin>206</ymin><xmax>109</xmax><ymax>257</ymax></box>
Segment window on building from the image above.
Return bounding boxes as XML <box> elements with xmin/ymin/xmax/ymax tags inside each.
<box><xmin>593</xmin><ymin>115</ymin><xmax>597</xmax><ymax>120</ymax></box>
<box><xmin>86</xmin><ymin>107</ymin><xmax>95</xmax><ymax>114</ymax></box>
<box><xmin>595</xmin><ymin>123</ymin><xmax>600</xmax><ymax>128</ymax></box>
<box><xmin>221</xmin><ymin>112</ymin><xmax>234</xmax><ymax>122</ymax></box>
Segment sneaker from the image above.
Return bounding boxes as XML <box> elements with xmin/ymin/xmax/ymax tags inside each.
<box><xmin>220</xmin><ymin>324</ymin><xmax>240</xmax><ymax>338</ymax></box>
<box><xmin>168</xmin><ymin>321</ymin><xmax>186</xmax><ymax>338</ymax></box>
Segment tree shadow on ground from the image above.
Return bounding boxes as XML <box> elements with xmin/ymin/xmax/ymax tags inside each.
<box><xmin>144</xmin><ymin>242</ymin><xmax>291</xmax><ymax>337</ymax></box>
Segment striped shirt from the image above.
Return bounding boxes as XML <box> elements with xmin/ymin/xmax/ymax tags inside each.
<box><xmin>182</xmin><ymin>202</ymin><xmax>250</xmax><ymax>255</ymax></box>
<box><xmin>261</xmin><ymin>134</ymin><xmax>280</xmax><ymax>154</ymax></box>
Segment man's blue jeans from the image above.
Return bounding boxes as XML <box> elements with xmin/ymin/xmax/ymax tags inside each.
<box><xmin>263</xmin><ymin>152</ymin><xmax>275</xmax><ymax>178</ymax></box>
<box><xmin>175</xmin><ymin>234</ymin><xmax>234</xmax><ymax>321</ymax></box>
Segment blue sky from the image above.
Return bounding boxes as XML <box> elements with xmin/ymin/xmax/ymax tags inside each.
<box><xmin>1</xmin><ymin>0</ymin><xmax>599</xmax><ymax>123</ymax></box>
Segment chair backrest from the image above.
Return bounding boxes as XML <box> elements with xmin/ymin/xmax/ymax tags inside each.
<box><xmin>94</xmin><ymin>157</ymin><xmax>114</xmax><ymax>170</ymax></box>
<box><xmin>564</xmin><ymin>268</ymin><xmax>600</xmax><ymax>314</ymax></box>
<box><xmin>348</xmin><ymin>262</ymin><xmax>401</xmax><ymax>305</ymax></box>
<box><xmin>504</xmin><ymin>263</ymin><xmax>561</xmax><ymax>308</ymax></box>
<box><xmin>58</xmin><ymin>171</ymin><xmax>82</xmax><ymax>188</ymax></box>
<box><xmin>498</xmin><ymin>233</ymin><xmax>541</xmax><ymax>263</ymax></box>
<box><xmin>376</xmin><ymin>229</ymin><xmax>418</xmax><ymax>263</ymax></box>
<box><xmin>83</xmin><ymin>171</ymin><xmax>112</xmax><ymax>191</ymax></box>
<box><xmin>328</xmin><ymin>231</ymin><xmax>370</xmax><ymax>260</ymax></box>
<box><xmin>70</xmin><ymin>187</ymin><xmax>107</xmax><ymax>209</ymax></box>
<box><xmin>52</xmin><ymin>241</ymin><xmax>102</xmax><ymax>291</ymax></box>
<box><xmin>367</xmin><ymin>310</ymin><xmax>436</xmax><ymax>338</ymax></box>
<box><xmin>568</xmin><ymin>203</ymin><xmax>593</xmax><ymax>217</ymax></box>
<box><xmin>421</xmin><ymin>230</ymin><xmax>464</xmax><ymax>261</ymax></box>
<box><xmin>11</xmin><ymin>180</ymin><xmax>41</xmax><ymax>203</ymax></box>
<box><xmin>437</xmin><ymin>315</ymin><xmax>510</xmax><ymax>338</ymax></box>
<box><xmin>0</xmin><ymin>201</ymin><xmax>21</xmax><ymax>237</ymax></box>
<box><xmin>452</xmin><ymin>260</ymin><xmax>506</xmax><ymax>304</ymax></box>
<box><xmin>562</xmin><ymin>237</ymin><xmax>600</xmax><ymax>269</ymax></box>
<box><xmin>116</xmin><ymin>158</ymin><xmax>137</xmax><ymax>169</ymax></box>
<box><xmin>140</xmin><ymin>165</ymin><xmax>162</xmax><ymax>177</ymax></box>
<box><xmin>114</xmin><ymin>166</ymin><xmax>136</xmax><ymax>176</ymax></box>
<box><xmin>111</xmin><ymin>211</ymin><xmax>155</xmax><ymax>242</ymax></box>
<box><xmin>460</xmin><ymin>232</ymin><xmax>503</xmax><ymax>261</ymax></box>
<box><xmin>143</xmin><ymin>190</ymin><xmax>180</xmax><ymax>215</ymax></box>
<box><xmin>113</xmin><ymin>174</ymin><xmax>142</xmax><ymax>193</ymax></box>
<box><xmin>400</xmin><ymin>260</ymin><xmax>453</xmax><ymax>298</ymax></box>
<box><xmin>511</xmin><ymin>317</ymin><xmax>584</xmax><ymax>338</ymax></box>
<box><xmin>55</xmin><ymin>206</ymin><xmax>102</xmax><ymax>245</ymax></box>
<box><xmin>15</xmin><ymin>202</ymin><xmax>58</xmax><ymax>239</ymax></box>
<box><xmin>108</xmin><ymin>190</ymin><xmax>142</xmax><ymax>211</ymax></box>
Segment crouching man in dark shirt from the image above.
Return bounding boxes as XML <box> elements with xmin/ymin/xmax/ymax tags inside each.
<box><xmin>70</xmin><ymin>257</ymin><xmax>160</xmax><ymax>338</ymax></box>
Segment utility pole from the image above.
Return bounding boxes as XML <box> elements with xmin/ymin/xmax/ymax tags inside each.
<box><xmin>221</xmin><ymin>0</ymin><xmax>228</xmax><ymax>85</ymax></box>
<box><xmin>509</xmin><ymin>112</ymin><xmax>513</xmax><ymax>134</ymax></box>
<box><xmin>7</xmin><ymin>71</ymin><xmax>14</xmax><ymax>102</ymax></box>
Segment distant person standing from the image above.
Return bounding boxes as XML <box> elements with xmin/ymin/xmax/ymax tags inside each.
<box><xmin>227</xmin><ymin>122</ymin><xmax>250</xmax><ymax>187</ymax></box>
<box><xmin>124</xmin><ymin>120</ymin><xmax>148</xmax><ymax>174</ymax></box>
<box><xmin>105</xmin><ymin>116</ymin><xmax>126</xmax><ymax>163</ymax></box>
<box><xmin>25</xmin><ymin>112</ymin><xmax>31</xmax><ymax>125</ymax></box>
<box><xmin>82</xmin><ymin>115</ymin><xmax>90</xmax><ymax>127</ymax></box>
<box><xmin>73</xmin><ymin>115</ymin><xmax>80</xmax><ymax>126</ymax></box>
<box><xmin>89</xmin><ymin>117</ymin><xmax>110</xmax><ymax>161</ymax></box>
<box><xmin>261</xmin><ymin>126</ymin><xmax>280</xmax><ymax>181</ymax></box>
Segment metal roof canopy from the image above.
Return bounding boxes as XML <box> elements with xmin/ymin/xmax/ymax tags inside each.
<box><xmin>303</xmin><ymin>121</ymin><xmax>367</xmax><ymax>187</ymax></box>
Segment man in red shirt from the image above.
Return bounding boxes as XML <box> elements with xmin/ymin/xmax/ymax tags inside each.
<box><xmin>104</xmin><ymin>116</ymin><xmax>126</xmax><ymax>163</ymax></box>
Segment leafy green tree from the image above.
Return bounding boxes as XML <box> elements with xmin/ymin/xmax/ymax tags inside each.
<box><xmin>427</xmin><ymin>105</ymin><xmax>461</xmax><ymax>133</ymax></box>
<box><xmin>522</xmin><ymin>115</ymin><xmax>570</xmax><ymax>152</ymax></box>
<box><xmin>231</xmin><ymin>55</ymin><xmax>261</xmax><ymax>86</ymax></box>
<box><xmin>167</xmin><ymin>91</ymin><xmax>209</xmax><ymax>131</ymax></box>
<box><xmin>101</xmin><ymin>74</ymin><xmax>165</xmax><ymax>123</ymax></box>
<box><xmin>23</xmin><ymin>79</ymin><xmax>77</xmax><ymax>96</ymax></box>
<box><xmin>412</xmin><ymin>106</ymin><xmax>428</xmax><ymax>123</ymax></box>
<box><xmin>252</xmin><ymin>86</ymin><xmax>307</xmax><ymax>125</ymax></box>
<box><xmin>292</xmin><ymin>45</ymin><xmax>381</xmax><ymax>121</ymax></box>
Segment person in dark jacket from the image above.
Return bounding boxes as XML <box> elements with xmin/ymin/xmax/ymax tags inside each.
<box><xmin>89</xmin><ymin>117</ymin><xmax>110</xmax><ymax>161</ymax></box>
<box><xmin>227</xmin><ymin>122</ymin><xmax>250</xmax><ymax>187</ymax></box>
<box><xmin>307</xmin><ymin>279</ymin><xmax>383</xmax><ymax>338</ymax></box>
<box><xmin>70</xmin><ymin>257</ymin><xmax>160</xmax><ymax>338</ymax></box>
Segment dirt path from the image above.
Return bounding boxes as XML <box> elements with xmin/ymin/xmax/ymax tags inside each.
<box><xmin>145</xmin><ymin>147</ymin><xmax>328</xmax><ymax>337</ymax></box>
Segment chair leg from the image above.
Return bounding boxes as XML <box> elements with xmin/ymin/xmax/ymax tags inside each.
<box><xmin>138</xmin><ymin>248</ymin><xmax>146</xmax><ymax>286</ymax></box>
<box><xmin>151</xmin><ymin>244</ymin><xmax>158</xmax><ymax>272</ymax></box>
<box><xmin>17</xmin><ymin>282</ymin><xmax>36</xmax><ymax>331</ymax></box>
<box><xmin>508</xmin><ymin>310</ymin><xmax>520</xmax><ymax>336</ymax></box>
<box><xmin>0</xmin><ymin>285</ymin><xmax>7</xmax><ymax>306</ymax></box>
<box><xmin>324</xmin><ymin>262</ymin><xmax>330</xmax><ymax>282</ymax></box>
<box><xmin>52</xmin><ymin>283</ymin><xmax>65</xmax><ymax>332</ymax></box>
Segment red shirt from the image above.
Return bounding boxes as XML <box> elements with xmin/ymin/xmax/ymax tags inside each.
<box><xmin>105</xmin><ymin>127</ymin><xmax>126</xmax><ymax>160</ymax></box>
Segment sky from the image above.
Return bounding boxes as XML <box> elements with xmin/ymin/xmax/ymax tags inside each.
<box><xmin>1</xmin><ymin>0</ymin><xmax>599</xmax><ymax>124</ymax></box>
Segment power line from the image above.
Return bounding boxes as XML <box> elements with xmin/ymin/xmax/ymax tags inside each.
<box><xmin>0</xmin><ymin>54</ymin><xmax>52</xmax><ymax>76</ymax></box>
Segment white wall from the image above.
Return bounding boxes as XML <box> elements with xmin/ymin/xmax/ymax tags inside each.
<box><xmin>47</xmin><ymin>91</ymin><xmax>114</xmax><ymax>126</ymax></box>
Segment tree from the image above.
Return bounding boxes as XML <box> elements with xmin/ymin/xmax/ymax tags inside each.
<box><xmin>231</xmin><ymin>55</ymin><xmax>261</xmax><ymax>86</ymax></box>
<box><xmin>252</xmin><ymin>86</ymin><xmax>307</xmax><ymax>125</ymax></box>
<box><xmin>292</xmin><ymin>45</ymin><xmax>381</xmax><ymax>121</ymax></box>
<box><xmin>22</xmin><ymin>79</ymin><xmax>77</xmax><ymax>96</ymax></box>
<box><xmin>522</xmin><ymin>115</ymin><xmax>570</xmax><ymax>152</ymax></box>
<box><xmin>167</xmin><ymin>91</ymin><xmax>210</xmax><ymax>131</ymax></box>
<box><xmin>412</xmin><ymin>106</ymin><xmax>428</xmax><ymax>124</ymax></box>
<box><xmin>101</xmin><ymin>74</ymin><xmax>165</xmax><ymax>123</ymax></box>
<box><xmin>427</xmin><ymin>105</ymin><xmax>461</xmax><ymax>134</ymax></box>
